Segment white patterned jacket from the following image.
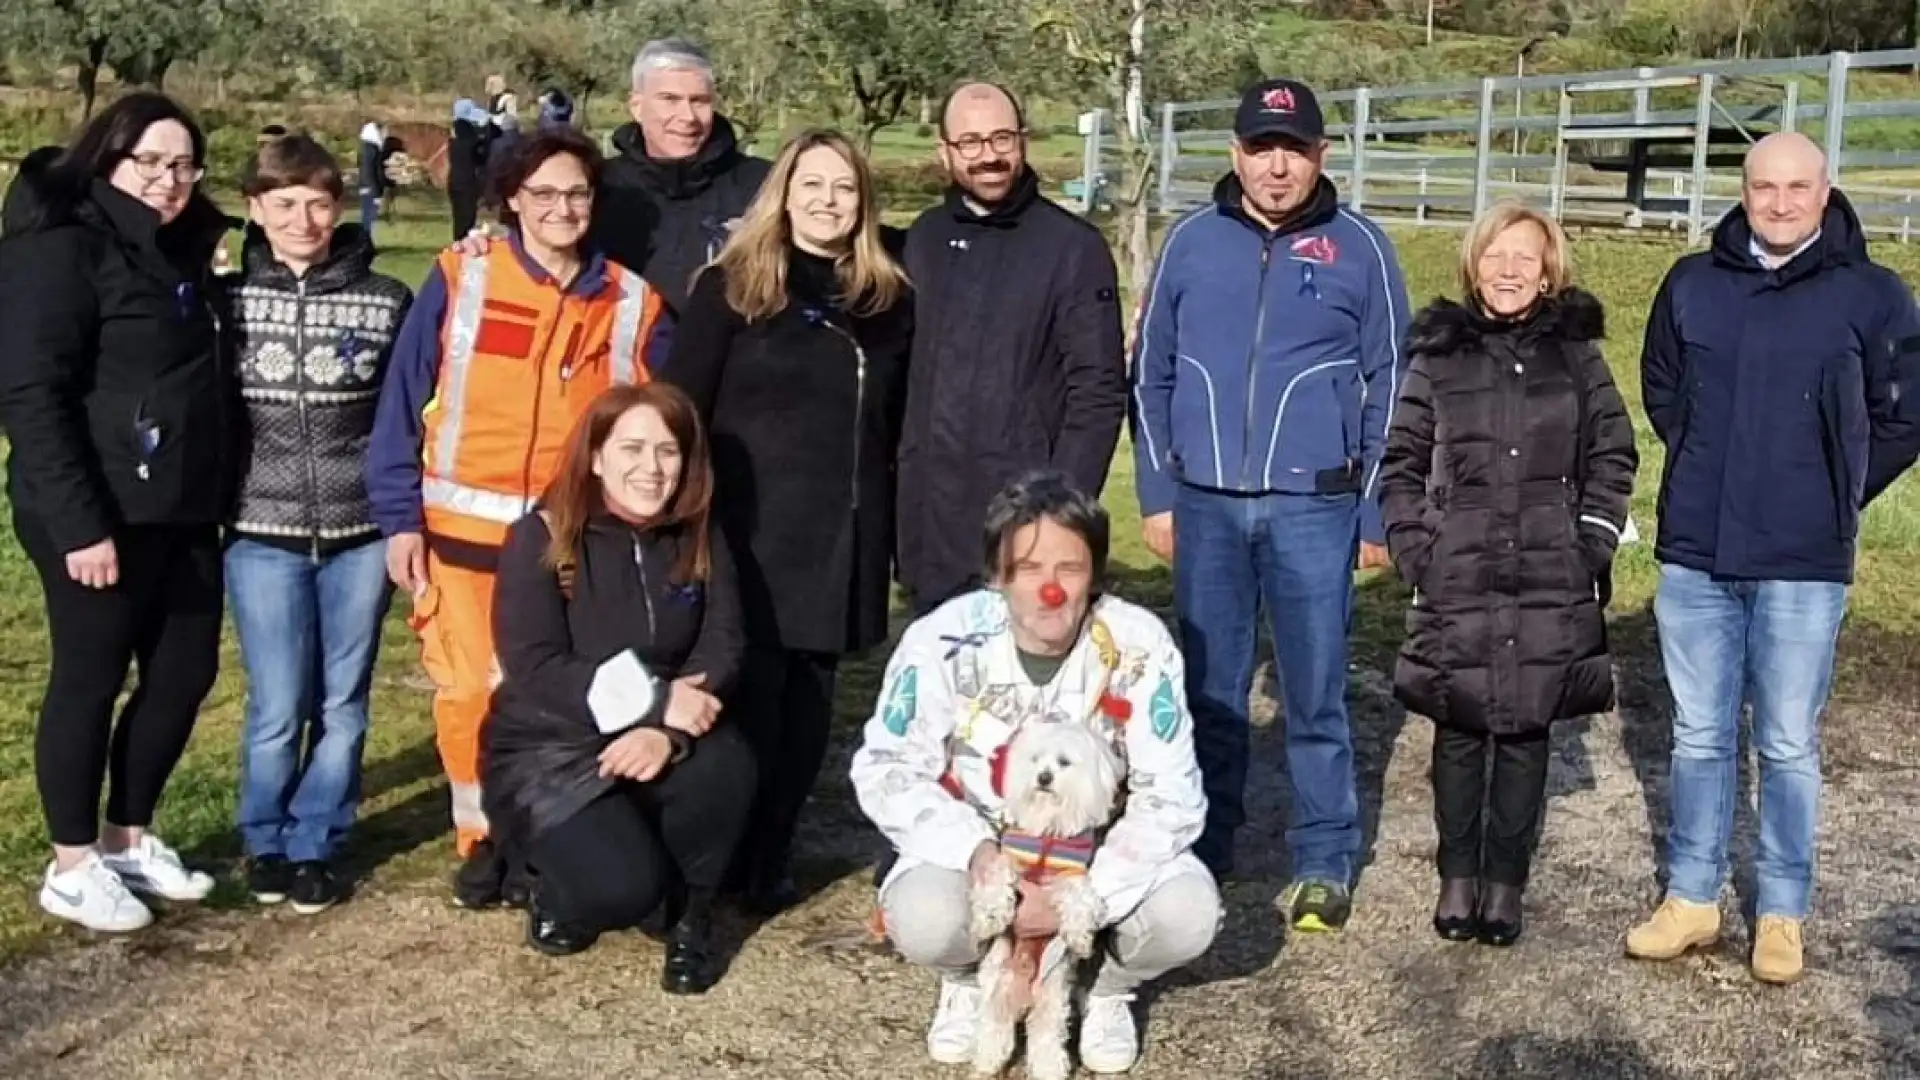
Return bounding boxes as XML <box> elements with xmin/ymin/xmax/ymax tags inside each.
<box><xmin>850</xmin><ymin>589</ymin><xmax>1209</xmax><ymax>926</ymax></box>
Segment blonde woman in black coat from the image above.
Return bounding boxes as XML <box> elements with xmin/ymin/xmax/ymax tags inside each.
<box><xmin>1379</xmin><ymin>201</ymin><xmax>1638</xmax><ymax>947</ymax></box>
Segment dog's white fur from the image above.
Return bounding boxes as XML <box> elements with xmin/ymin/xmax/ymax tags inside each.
<box><xmin>968</xmin><ymin>721</ymin><xmax>1126</xmax><ymax>1080</ymax></box>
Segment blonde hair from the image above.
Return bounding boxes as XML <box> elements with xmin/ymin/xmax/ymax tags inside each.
<box><xmin>1459</xmin><ymin>200</ymin><xmax>1574</xmax><ymax>298</ymax></box>
<box><xmin>705</xmin><ymin>129</ymin><xmax>909</xmax><ymax>323</ymax></box>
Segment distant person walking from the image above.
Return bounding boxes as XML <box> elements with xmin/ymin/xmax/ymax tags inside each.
<box><xmin>357</xmin><ymin>120</ymin><xmax>387</xmax><ymax>241</ymax></box>
<box><xmin>227</xmin><ymin>135</ymin><xmax>413</xmax><ymax>914</ymax></box>
<box><xmin>448</xmin><ymin>99</ymin><xmax>488</xmax><ymax>240</ymax></box>
<box><xmin>1625</xmin><ymin>132</ymin><xmax>1920</xmax><ymax>984</ymax></box>
<box><xmin>0</xmin><ymin>92</ymin><xmax>234</xmax><ymax>932</ymax></box>
<box><xmin>894</xmin><ymin>81</ymin><xmax>1127</xmax><ymax>615</ymax></box>
<box><xmin>1380</xmin><ymin>202</ymin><xmax>1637</xmax><ymax>948</ymax></box>
<box><xmin>1130</xmin><ymin>77</ymin><xmax>1410</xmax><ymax>933</ymax></box>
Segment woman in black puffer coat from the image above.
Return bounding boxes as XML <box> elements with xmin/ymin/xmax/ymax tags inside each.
<box><xmin>0</xmin><ymin>93</ymin><xmax>236</xmax><ymax>934</ymax></box>
<box><xmin>1380</xmin><ymin>202</ymin><xmax>1638</xmax><ymax>948</ymax></box>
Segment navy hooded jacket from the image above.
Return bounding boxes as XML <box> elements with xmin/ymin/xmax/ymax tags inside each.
<box><xmin>1642</xmin><ymin>189</ymin><xmax>1920</xmax><ymax>583</ymax></box>
<box><xmin>1130</xmin><ymin>174</ymin><xmax>1410</xmax><ymax>542</ymax></box>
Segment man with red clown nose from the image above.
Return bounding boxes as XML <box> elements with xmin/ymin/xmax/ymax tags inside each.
<box><xmin>851</xmin><ymin>470</ymin><xmax>1219</xmax><ymax>1074</ymax></box>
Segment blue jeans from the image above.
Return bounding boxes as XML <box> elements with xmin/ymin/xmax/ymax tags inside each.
<box><xmin>359</xmin><ymin>189</ymin><xmax>379</xmax><ymax>242</ymax></box>
<box><xmin>1174</xmin><ymin>485</ymin><xmax>1361</xmax><ymax>884</ymax></box>
<box><xmin>1655</xmin><ymin>563</ymin><xmax>1847</xmax><ymax>920</ymax></box>
<box><xmin>227</xmin><ymin>538</ymin><xmax>393</xmax><ymax>862</ymax></box>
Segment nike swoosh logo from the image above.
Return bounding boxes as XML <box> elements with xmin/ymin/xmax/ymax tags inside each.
<box><xmin>46</xmin><ymin>883</ymin><xmax>86</xmax><ymax>907</ymax></box>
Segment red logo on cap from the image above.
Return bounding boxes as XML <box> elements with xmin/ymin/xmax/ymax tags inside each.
<box><xmin>1262</xmin><ymin>87</ymin><xmax>1296</xmax><ymax>114</ymax></box>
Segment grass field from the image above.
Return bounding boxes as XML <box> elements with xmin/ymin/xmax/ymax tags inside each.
<box><xmin>0</xmin><ymin>190</ymin><xmax>1916</xmax><ymax>1078</ymax></box>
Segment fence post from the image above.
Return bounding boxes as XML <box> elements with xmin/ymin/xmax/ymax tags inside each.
<box><xmin>1633</xmin><ymin>69</ymin><xmax>1652</xmax><ymax>125</ymax></box>
<box><xmin>1825</xmin><ymin>52</ymin><xmax>1850</xmax><ymax>186</ymax></box>
<box><xmin>1781</xmin><ymin>79</ymin><xmax>1799</xmax><ymax>134</ymax></box>
<box><xmin>1474</xmin><ymin>77</ymin><xmax>1496</xmax><ymax>216</ymax></box>
<box><xmin>1352</xmin><ymin>87</ymin><xmax>1371</xmax><ymax>213</ymax></box>
<box><xmin>1688</xmin><ymin>73</ymin><xmax>1714</xmax><ymax>247</ymax></box>
<box><xmin>1157</xmin><ymin>102</ymin><xmax>1176</xmax><ymax>214</ymax></box>
<box><xmin>1417</xmin><ymin>167</ymin><xmax>1429</xmax><ymax>223</ymax></box>
<box><xmin>1080</xmin><ymin>108</ymin><xmax>1104</xmax><ymax>215</ymax></box>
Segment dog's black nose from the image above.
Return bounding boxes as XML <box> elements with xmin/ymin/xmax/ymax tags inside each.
<box><xmin>1036</xmin><ymin>769</ymin><xmax>1054</xmax><ymax>789</ymax></box>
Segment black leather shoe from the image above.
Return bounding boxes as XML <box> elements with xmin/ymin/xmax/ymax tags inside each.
<box><xmin>661</xmin><ymin>920</ymin><xmax>720</xmax><ymax>995</ymax></box>
<box><xmin>1433</xmin><ymin>877</ymin><xmax>1479</xmax><ymax>942</ymax></box>
<box><xmin>526</xmin><ymin>902</ymin><xmax>598</xmax><ymax>957</ymax></box>
<box><xmin>1477</xmin><ymin>882</ymin><xmax>1524</xmax><ymax>947</ymax></box>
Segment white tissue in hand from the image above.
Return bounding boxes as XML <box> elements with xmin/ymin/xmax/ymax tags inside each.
<box><xmin>587</xmin><ymin>650</ymin><xmax>659</xmax><ymax>735</ymax></box>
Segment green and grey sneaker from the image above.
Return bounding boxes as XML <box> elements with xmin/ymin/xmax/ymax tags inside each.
<box><xmin>1280</xmin><ymin>880</ymin><xmax>1352</xmax><ymax>933</ymax></box>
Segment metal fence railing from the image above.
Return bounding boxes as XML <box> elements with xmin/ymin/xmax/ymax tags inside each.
<box><xmin>1077</xmin><ymin>48</ymin><xmax>1920</xmax><ymax>244</ymax></box>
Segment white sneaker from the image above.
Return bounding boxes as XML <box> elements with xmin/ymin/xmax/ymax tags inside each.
<box><xmin>39</xmin><ymin>853</ymin><xmax>154</xmax><ymax>933</ymax></box>
<box><xmin>926</xmin><ymin>978</ymin><xmax>983</xmax><ymax>1065</ymax></box>
<box><xmin>100</xmin><ymin>834</ymin><xmax>215</xmax><ymax>902</ymax></box>
<box><xmin>1078</xmin><ymin>991</ymin><xmax>1140</xmax><ymax>1074</ymax></box>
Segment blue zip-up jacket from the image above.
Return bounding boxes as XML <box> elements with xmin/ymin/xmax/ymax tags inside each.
<box><xmin>365</xmin><ymin>233</ymin><xmax>673</xmax><ymax>540</ymax></box>
<box><xmin>1131</xmin><ymin>175</ymin><xmax>1410</xmax><ymax>542</ymax></box>
<box><xmin>1642</xmin><ymin>190</ymin><xmax>1920</xmax><ymax>584</ymax></box>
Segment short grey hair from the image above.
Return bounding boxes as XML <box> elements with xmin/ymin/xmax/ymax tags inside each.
<box><xmin>631</xmin><ymin>39</ymin><xmax>715</xmax><ymax>94</ymax></box>
<box><xmin>980</xmin><ymin>470</ymin><xmax>1111</xmax><ymax>585</ymax></box>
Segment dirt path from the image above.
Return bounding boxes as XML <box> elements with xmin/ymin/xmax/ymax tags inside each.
<box><xmin>2</xmin><ymin>666</ymin><xmax>1916</xmax><ymax>1080</ymax></box>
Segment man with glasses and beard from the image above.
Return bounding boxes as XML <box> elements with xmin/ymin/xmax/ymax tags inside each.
<box><xmin>895</xmin><ymin>82</ymin><xmax>1129</xmax><ymax>619</ymax></box>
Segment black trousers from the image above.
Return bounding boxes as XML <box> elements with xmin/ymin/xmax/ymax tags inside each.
<box><xmin>1431</xmin><ymin>725</ymin><xmax>1551</xmax><ymax>887</ymax></box>
<box><xmin>728</xmin><ymin>645</ymin><xmax>839</xmax><ymax>890</ymax></box>
<box><xmin>17</xmin><ymin>515</ymin><xmax>224</xmax><ymax>847</ymax></box>
<box><xmin>449</xmin><ymin>190</ymin><xmax>480</xmax><ymax>241</ymax></box>
<box><xmin>527</xmin><ymin>726</ymin><xmax>755</xmax><ymax>933</ymax></box>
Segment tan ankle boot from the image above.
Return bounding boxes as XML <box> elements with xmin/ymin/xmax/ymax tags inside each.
<box><xmin>1625</xmin><ymin>897</ymin><xmax>1721</xmax><ymax>960</ymax></box>
<box><xmin>1751</xmin><ymin>916</ymin><xmax>1804</xmax><ymax>984</ymax></box>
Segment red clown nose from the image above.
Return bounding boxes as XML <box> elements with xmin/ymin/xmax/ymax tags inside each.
<box><xmin>1039</xmin><ymin>582</ymin><xmax>1068</xmax><ymax>609</ymax></box>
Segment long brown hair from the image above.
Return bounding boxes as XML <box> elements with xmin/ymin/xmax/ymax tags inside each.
<box><xmin>705</xmin><ymin>128</ymin><xmax>909</xmax><ymax>322</ymax></box>
<box><xmin>539</xmin><ymin>382</ymin><xmax>714</xmax><ymax>583</ymax></box>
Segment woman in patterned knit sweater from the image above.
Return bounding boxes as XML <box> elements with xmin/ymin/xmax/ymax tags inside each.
<box><xmin>227</xmin><ymin>134</ymin><xmax>413</xmax><ymax>913</ymax></box>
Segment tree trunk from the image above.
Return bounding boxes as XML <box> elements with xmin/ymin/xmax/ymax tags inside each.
<box><xmin>78</xmin><ymin>38</ymin><xmax>107</xmax><ymax>121</ymax></box>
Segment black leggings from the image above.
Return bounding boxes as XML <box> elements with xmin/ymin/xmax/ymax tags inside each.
<box><xmin>18</xmin><ymin>515</ymin><xmax>224</xmax><ymax>847</ymax></box>
<box><xmin>449</xmin><ymin>190</ymin><xmax>480</xmax><ymax>241</ymax></box>
<box><xmin>528</xmin><ymin>725</ymin><xmax>756</xmax><ymax>933</ymax></box>
<box><xmin>1431</xmin><ymin>725</ymin><xmax>1552</xmax><ymax>888</ymax></box>
<box><xmin>728</xmin><ymin>645</ymin><xmax>838</xmax><ymax>890</ymax></box>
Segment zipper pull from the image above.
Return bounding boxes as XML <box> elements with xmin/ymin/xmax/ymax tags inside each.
<box><xmin>136</xmin><ymin>462</ymin><xmax>150</xmax><ymax>480</ymax></box>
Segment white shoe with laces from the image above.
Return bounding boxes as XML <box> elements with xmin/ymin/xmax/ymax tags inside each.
<box><xmin>101</xmin><ymin>834</ymin><xmax>215</xmax><ymax>902</ymax></box>
<box><xmin>39</xmin><ymin>852</ymin><xmax>154</xmax><ymax>933</ymax></box>
<box><xmin>1078</xmin><ymin>991</ymin><xmax>1140</xmax><ymax>1074</ymax></box>
<box><xmin>926</xmin><ymin>978</ymin><xmax>983</xmax><ymax>1065</ymax></box>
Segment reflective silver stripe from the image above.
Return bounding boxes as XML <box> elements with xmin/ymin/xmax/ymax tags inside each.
<box><xmin>430</xmin><ymin>255</ymin><xmax>494</xmax><ymax>478</ymax></box>
<box><xmin>1580</xmin><ymin>514</ymin><xmax>1623</xmax><ymax>541</ymax></box>
<box><xmin>610</xmin><ymin>269</ymin><xmax>648</xmax><ymax>385</ymax></box>
<box><xmin>422</xmin><ymin>475</ymin><xmax>533</xmax><ymax>525</ymax></box>
<box><xmin>450</xmin><ymin>782</ymin><xmax>489</xmax><ymax>832</ymax></box>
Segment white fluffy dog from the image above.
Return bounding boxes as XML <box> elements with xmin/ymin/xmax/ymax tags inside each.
<box><xmin>968</xmin><ymin>720</ymin><xmax>1127</xmax><ymax>1080</ymax></box>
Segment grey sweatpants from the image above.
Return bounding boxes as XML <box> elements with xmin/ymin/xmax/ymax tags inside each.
<box><xmin>880</xmin><ymin>864</ymin><xmax>1221</xmax><ymax>994</ymax></box>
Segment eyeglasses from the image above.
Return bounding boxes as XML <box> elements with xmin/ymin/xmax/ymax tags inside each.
<box><xmin>519</xmin><ymin>185</ymin><xmax>595</xmax><ymax>209</ymax></box>
<box><xmin>944</xmin><ymin>129</ymin><xmax>1025</xmax><ymax>160</ymax></box>
<box><xmin>126</xmin><ymin>154</ymin><xmax>205</xmax><ymax>185</ymax></box>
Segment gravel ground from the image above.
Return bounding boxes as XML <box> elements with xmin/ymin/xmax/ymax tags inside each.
<box><xmin>1</xmin><ymin>641</ymin><xmax>1916</xmax><ymax>1080</ymax></box>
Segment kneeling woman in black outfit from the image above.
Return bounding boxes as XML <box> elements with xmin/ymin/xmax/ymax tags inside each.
<box><xmin>1380</xmin><ymin>202</ymin><xmax>1637</xmax><ymax>947</ymax></box>
<box><xmin>482</xmin><ymin>381</ymin><xmax>755</xmax><ymax>994</ymax></box>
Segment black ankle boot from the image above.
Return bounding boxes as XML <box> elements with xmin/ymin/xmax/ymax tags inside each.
<box><xmin>1433</xmin><ymin>877</ymin><xmax>1479</xmax><ymax>942</ymax></box>
<box><xmin>661</xmin><ymin>914</ymin><xmax>719</xmax><ymax>995</ymax></box>
<box><xmin>1477</xmin><ymin>882</ymin><xmax>1524</xmax><ymax>947</ymax></box>
<box><xmin>526</xmin><ymin>899</ymin><xmax>598</xmax><ymax>957</ymax></box>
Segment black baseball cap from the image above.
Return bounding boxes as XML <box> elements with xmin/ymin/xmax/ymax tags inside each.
<box><xmin>1234</xmin><ymin>78</ymin><xmax>1324</xmax><ymax>145</ymax></box>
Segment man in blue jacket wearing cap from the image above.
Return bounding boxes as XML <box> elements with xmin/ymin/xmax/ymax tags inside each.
<box><xmin>1131</xmin><ymin>77</ymin><xmax>1409</xmax><ymax>933</ymax></box>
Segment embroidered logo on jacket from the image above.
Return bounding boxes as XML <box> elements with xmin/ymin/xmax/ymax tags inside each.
<box><xmin>1290</xmin><ymin>234</ymin><xmax>1339</xmax><ymax>266</ymax></box>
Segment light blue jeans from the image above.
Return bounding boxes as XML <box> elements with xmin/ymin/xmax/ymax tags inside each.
<box><xmin>1655</xmin><ymin>562</ymin><xmax>1847</xmax><ymax>919</ymax></box>
<box><xmin>228</xmin><ymin>538</ymin><xmax>393</xmax><ymax>863</ymax></box>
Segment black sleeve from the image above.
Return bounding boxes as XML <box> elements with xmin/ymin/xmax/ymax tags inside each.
<box><xmin>0</xmin><ymin>230</ymin><xmax>115</xmax><ymax>552</ymax></box>
<box><xmin>1576</xmin><ymin>343</ymin><xmax>1640</xmax><ymax>571</ymax></box>
<box><xmin>681</xmin><ymin>523</ymin><xmax>744</xmax><ymax>699</ymax></box>
<box><xmin>1640</xmin><ymin>268</ymin><xmax>1685</xmax><ymax>447</ymax></box>
<box><xmin>491</xmin><ymin>514</ymin><xmax>600</xmax><ymax>728</ymax></box>
<box><xmin>1377</xmin><ymin>353</ymin><xmax>1439</xmax><ymax>588</ymax></box>
<box><xmin>1862</xmin><ymin>273</ymin><xmax>1920</xmax><ymax>504</ymax></box>
<box><xmin>1048</xmin><ymin>229</ymin><xmax>1129</xmax><ymax>498</ymax></box>
<box><xmin>655</xmin><ymin>268</ymin><xmax>740</xmax><ymax>422</ymax></box>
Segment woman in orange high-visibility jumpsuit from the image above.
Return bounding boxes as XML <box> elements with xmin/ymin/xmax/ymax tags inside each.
<box><xmin>367</xmin><ymin>128</ymin><xmax>668</xmax><ymax>907</ymax></box>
